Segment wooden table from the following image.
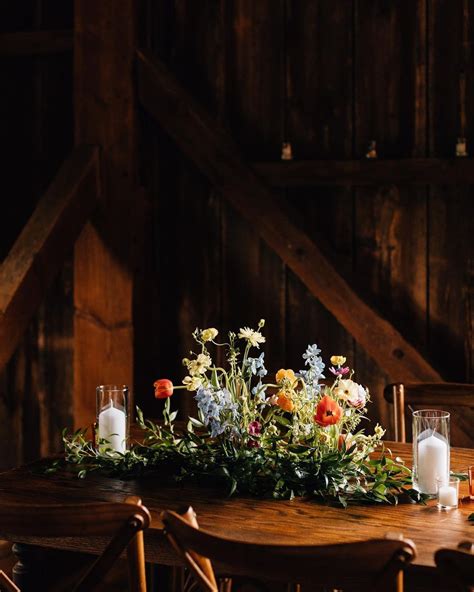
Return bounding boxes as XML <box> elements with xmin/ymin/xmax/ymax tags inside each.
<box><xmin>0</xmin><ymin>441</ymin><xmax>472</xmax><ymax>589</ymax></box>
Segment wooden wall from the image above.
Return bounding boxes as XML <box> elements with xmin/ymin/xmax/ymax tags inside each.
<box><xmin>0</xmin><ymin>1</ymin><xmax>73</xmax><ymax>468</ymax></box>
<box><xmin>137</xmin><ymin>0</ymin><xmax>474</xmax><ymax>444</ymax></box>
<box><xmin>0</xmin><ymin>1</ymin><xmax>473</xmax><ymax>470</ymax></box>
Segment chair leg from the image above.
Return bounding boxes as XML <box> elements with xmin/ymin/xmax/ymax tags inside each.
<box><xmin>12</xmin><ymin>543</ymin><xmax>45</xmax><ymax>591</ymax></box>
<box><xmin>127</xmin><ymin>531</ymin><xmax>147</xmax><ymax>592</ymax></box>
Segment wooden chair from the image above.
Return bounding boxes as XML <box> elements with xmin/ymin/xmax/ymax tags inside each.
<box><xmin>162</xmin><ymin>507</ymin><xmax>416</xmax><ymax>592</ymax></box>
<box><xmin>0</xmin><ymin>495</ymin><xmax>150</xmax><ymax>592</ymax></box>
<box><xmin>383</xmin><ymin>382</ymin><xmax>474</xmax><ymax>442</ymax></box>
<box><xmin>435</xmin><ymin>541</ymin><xmax>474</xmax><ymax>591</ymax></box>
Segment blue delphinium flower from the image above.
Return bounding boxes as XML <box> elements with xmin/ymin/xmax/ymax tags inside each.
<box><xmin>251</xmin><ymin>381</ymin><xmax>267</xmax><ymax>403</ymax></box>
<box><xmin>245</xmin><ymin>352</ymin><xmax>267</xmax><ymax>378</ymax></box>
<box><xmin>299</xmin><ymin>343</ymin><xmax>325</xmax><ymax>399</ymax></box>
<box><xmin>194</xmin><ymin>387</ymin><xmax>240</xmax><ymax>437</ymax></box>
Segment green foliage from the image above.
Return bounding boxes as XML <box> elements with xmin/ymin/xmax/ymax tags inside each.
<box><xmin>61</xmin><ymin>408</ymin><xmax>425</xmax><ymax>507</ymax></box>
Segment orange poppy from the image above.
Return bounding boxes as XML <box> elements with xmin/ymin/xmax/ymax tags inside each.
<box><xmin>275</xmin><ymin>368</ymin><xmax>296</xmax><ymax>384</ymax></box>
<box><xmin>314</xmin><ymin>395</ymin><xmax>342</xmax><ymax>426</ymax></box>
<box><xmin>277</xmin><ymin>392</ymin><xmax>295</xmax><ymax>413</ymax></box>
<box><xmin>154</xmin><ymin>378</ymin><xmax>174</xmax><ymax>399</ymax></box>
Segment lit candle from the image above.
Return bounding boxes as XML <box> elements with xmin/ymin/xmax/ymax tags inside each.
<box><xmin>438</xmin><ymin>485</ymin><xmax>458</xmax><ymax>507</ymax></box>
<box><xmin>417</xmin><ymin>434</ymin><xmax>448</xmax><ymax>494</ymax></box>
<box><xmin>98</xmin><ymin>402</ymin><xmax>126</xmax><ymax>453</ymax></box>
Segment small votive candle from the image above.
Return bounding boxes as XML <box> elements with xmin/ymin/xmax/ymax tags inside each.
<box><xmin>437</xmin><ymin>477</ymin><xmax>459</xmax><ymax>510</ymax></box>
<box><xmin>469</xmin><ymin>466</ymin><xmax>474</xmax><ymax>500</ymax></box>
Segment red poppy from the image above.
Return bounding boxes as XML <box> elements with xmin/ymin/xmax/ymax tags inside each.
<box><xmin>154</xmin><ymin>379</ymin><xmax>173</xmax><ymax>399</ymax></box>
<box><xmin>314</xmin><ymin>395</ymin><xmax>342</xmax><ymax>427</ymax></box>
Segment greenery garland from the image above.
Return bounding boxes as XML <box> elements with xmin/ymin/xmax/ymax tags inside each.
<box><xmin>61</xmin><ymin>321</ymin><xmax>427</xmax><ymax>507</ymax></box>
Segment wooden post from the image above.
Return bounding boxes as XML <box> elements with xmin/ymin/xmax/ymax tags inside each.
<box><xmin>73</xmin><ymin>1</ymin><xmax>137</xmax><ymax>429</ymax></box>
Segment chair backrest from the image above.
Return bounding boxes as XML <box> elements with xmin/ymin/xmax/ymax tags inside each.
<box><xmin>162</xmin><ymin>507</ymin><xmax>416</xmax><ymax>592</ymax></box>
<box><xmin>0</xmin><ymin>495</ymin><xmax>150</xmax><ymax>592</ymax></box>
<box><xmin>384</xmin><ymin>382</ymin><xmax>474</xmax><ymax>443</ymax></box>
<box><xmin>435</xmin><ymin>542</ymin><xmax>474</xmax><ymax>591</ymax></box>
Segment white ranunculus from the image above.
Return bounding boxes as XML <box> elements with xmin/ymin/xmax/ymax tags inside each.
<box><xmin>238</xmin><ymin>327</ymin><xmax>266</xmax><ymax>348</ymax></box>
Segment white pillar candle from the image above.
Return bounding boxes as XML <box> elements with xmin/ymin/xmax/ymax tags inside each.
<box><xmin>438</xmin><ymin>485</ymin><xmax>458</xmax><ymax>507</ymax></box>
<box><xmin>98</xmin><ymin>402</ymin><xmax>126</xmax><ymax>453</ymax></box>
<box><xmin>417</xmin><ymin>434</ymin><xmax>448</xmax><ymax>494</ymax></box>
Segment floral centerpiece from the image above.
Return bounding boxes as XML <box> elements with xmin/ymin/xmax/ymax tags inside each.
<box><xmin>63</xmin><ymin>321</ymin><xmax>423</xmax><ymax>506</ymax></box>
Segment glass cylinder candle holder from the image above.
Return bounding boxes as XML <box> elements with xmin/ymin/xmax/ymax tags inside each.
<box><xmin>437</xmin><ymin>476</ymin><xmax>459</xmax><ymax>510</ymax></box>
<box><xmin>412</xmin><ymin>409</ymin><xmax>450</xmax><ymax>496</ymax></box>
<box><xmin>96</xmin><ymin>385</ymin><xmax>129</xmax><ymax>454</ymax></box>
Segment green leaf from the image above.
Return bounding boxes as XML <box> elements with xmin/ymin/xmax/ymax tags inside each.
<box><xmin>188</xmin><ymin>417</ymin><xmax>205</xmax><ymax>428</ymax></box>
<box><xmin>274</xmin><ymin>415</ymin><xmax>291</xmax><ymax>427</ymax></box>
<box><xmin>136</xmin><ymin>406</ymin><xmax>145</xmax><ymax>427</ymax></box>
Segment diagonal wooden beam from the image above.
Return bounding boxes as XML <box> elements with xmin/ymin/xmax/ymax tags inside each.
<box><xmin>136</xmin><ymin>48</ymin><xmax>441</xmax><ymax>383</ymax></box>
<box><xmin>0</xmin><ymin>145</ymin><xmax>100</xmax><ymax>371</ymax></box>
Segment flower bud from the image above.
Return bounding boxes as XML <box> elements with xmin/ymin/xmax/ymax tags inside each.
<box><xmin>154</xmin><ymin>379</ymin><xmax>173</xmax><ymax>399</ymax></box>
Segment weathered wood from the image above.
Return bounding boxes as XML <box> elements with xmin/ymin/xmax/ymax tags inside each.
<box><xmin>0</xmin><ymin>442</ymin><xmax>471</xmax><ymax>574</ymax></box>
<box><xmin>0</xmin><ymin>145</ymin><xmax>99</xmax><ymax>372</ymax></box>
<box><xmin>0</xmin><ymin>29</ymin><xmax>72</xmax><ymax>56</ymax></box>
<box><xmin>225</xmin><ymin>0</ymin><xmax>286</xmax><ymax>368</ymax></box>
<box><xmin>253</xmin><ymin>158</ymin><xmax>474</xmax><ymax>186</ymax></box>
<box><xmin>136</xmin><ymin>48</ymin><xmax>441</xmax><ymax>383</ymax></box>
<box><xmin>354</xmin><ymin>1</ymin><xmax>429</xmax><ymax>432</ymax></box>
<box><xmin>428</xmin><ymin>0</ymin><xmax>474</xmax><ymax>446</ymax></box>
<box><xmin>151</xmin><ymin>1</ymin><xmax>225</xmax><ymax>420</ymax></box>
<box><xmin>74</xmin><ymin>0</ymin><xmax>138</xmax><ymax>430</ymax></box>
<box><xmin>284</xmin><ymin>0</ymin><xmax>355</xmax><ymax>374</ymax></box>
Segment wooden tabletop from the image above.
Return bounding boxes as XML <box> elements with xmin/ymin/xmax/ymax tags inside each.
<box><xmin>0</xmin><ymin>441</ymin><xmax>472</xmax><ymax>571</ymax></box>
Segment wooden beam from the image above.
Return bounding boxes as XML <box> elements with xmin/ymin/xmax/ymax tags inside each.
<box><xmin>0</xmin><ymin>145</ymin><xmax>99</xmax><ymax>372</ymax></box>
<box><xmin>74</xmin><ymin>1</ymin><xmax>138</xmax><ymax>430</ymax></box>
<box><xmin>136</xmin><ymin>48</ymin><xmax>441</xmax><ymax>383</ymax></box>
<box><xmin>253</xmin><ymin>158</ymin><xmax>474</xmax><ymax>186</ymax></box>
<box><xmin>0</xmin><ymin>30</ymin><xmax>73</xmax><ymax>56</ymax></box>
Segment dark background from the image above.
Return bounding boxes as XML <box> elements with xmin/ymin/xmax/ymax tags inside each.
<box><xmin>1</xmin><ymin>0</ymin><xmax>473</xmax><ymax>468</ymax></box>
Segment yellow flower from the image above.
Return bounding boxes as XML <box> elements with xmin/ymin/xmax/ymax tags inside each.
<box><xmin>201</xmin><ymin>328</ymin><xmax>218</xmax><ymax>342</ymax></box>
<box><xmin>185</xmin><ymin>353</ymin><xmax>212</xmax><ymax>376</ymax></box>
<box><xmin>330</xmin><ymin>355</ymin><xmax>346</xmax><ymax>366</ymax></box>
<box><xmin>374</xmin><ymin>424</ymin><xmax>385</xmax><ymax>438</ymax></box>
<box><xmin>182</xmin><ymin>376</ymin><xmax>202</xmax><ymax>391</ymax></box>
<box><xmin>275</xmin><ymin>368</ymin><xmax>296</xmax><ymax>384</ymax></box>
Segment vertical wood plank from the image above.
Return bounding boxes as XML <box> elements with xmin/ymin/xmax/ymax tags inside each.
<box><xmin>224</xmin><ymin>0</ymin><xmax>286</xmax><ymax>369</ymax></box>
<box><xmin>138</xmin><ymin>1</ymin><xmax>225</xmax><ymax>419</ymax></box>
<box><xmin>428</xmin><ymin>0</ymin><xmax>474</xmax><ymax>446</ymax></box>
<box><xmin>354</xmin><ymin>1</ymin><xmax>428</xmax><ymax>433</ymax></box>
<box><xmin>285</xmin><ymin>1</ymin><xmax>355</xmax><ymax>374</ymax></box>
<box><xmin>74</xmin><ymin>0</ymin><xmax>137</xmax><ymax>428</ymax></box>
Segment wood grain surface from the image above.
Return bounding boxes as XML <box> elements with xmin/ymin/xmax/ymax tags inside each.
<box><xmin>0</xmin><ymin>441</ymin><xmax>471</xmax><ymax>572</ymax></box>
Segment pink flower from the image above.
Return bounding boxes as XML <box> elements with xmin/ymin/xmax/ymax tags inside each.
<box><xmin>329</xmin><ymin>366</ymin><xmax>350</xmax><ymax>376</ymax></box>
<box><xmin>248</xmin><ymin>421</ymin><xmax>262</xmax><ymax>436</ymax></box>
<box><xmin>247</xmin><ymin>439</ymin><xmax>260</xmax><ymax>448</ymax></box>
<box><xmin>348</xmin><ymin>384</ymin><xmax>367</xmax><ymax>408</ymax></box>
